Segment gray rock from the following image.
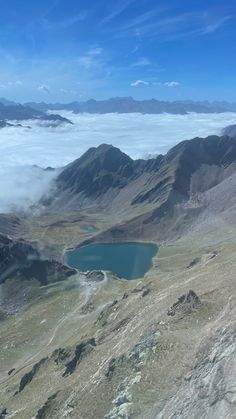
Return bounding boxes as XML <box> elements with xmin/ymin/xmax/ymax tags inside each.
<box><xmin>167</xmin><ymin>290</ymin><xmax>201</xmax><ymax>316</ymax></box>
<box><xmin>16</xmin><ymin>357</ymin><xmax>48</xmax><ymax>394</ymax></box>
<box><xmin>156</xmin><ymin>327</ymin><xmax>236</xmax><ymax>419</ymax></box>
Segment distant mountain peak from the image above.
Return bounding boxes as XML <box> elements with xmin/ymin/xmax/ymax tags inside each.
<box><xmin>23</xmin><ymin>97</ymin><xmax>236</xmax><ymax>115</ymax></box>
<box><xmin>0</xmin><ymin>101</ymin><xmax>72</xmax><ymax>126</ymax></box>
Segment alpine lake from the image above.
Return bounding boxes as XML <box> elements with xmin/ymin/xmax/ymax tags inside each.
<box><xmin>65</xmin><ymin>242</ymin><xmax>158</xmax><ymax>280</ymax></box>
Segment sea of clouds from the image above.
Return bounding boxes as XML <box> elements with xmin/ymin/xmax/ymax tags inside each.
<box><xmin>1</xmin><ymin>111</ymin><xmax>236</xmax><ymax>213</ymax></box>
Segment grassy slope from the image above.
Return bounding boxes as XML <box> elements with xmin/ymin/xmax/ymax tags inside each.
<box><xmin>1</xmin><ymin>216</ymin><xmax>236</xmax><ymax>418</ymax></box>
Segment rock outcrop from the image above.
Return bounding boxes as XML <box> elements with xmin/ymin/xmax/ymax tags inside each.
<box><xmin>35</xmin><ymin>393</ymin><xmax>58</xmax><ymax>419</ymax></box>
<box><xmin>16</xmin><ymin>357</ymin><xmax>48</xmax><ymax>394</ymax></box>
<box><xmin>167</xmin><ymin>290</ymin><xmax>201</xmax><ymax>316</ymax></box>
<box><xmin>63</xmin><ymin>338</ymin><xmax>96</xmax><ymax>376</ymax></box>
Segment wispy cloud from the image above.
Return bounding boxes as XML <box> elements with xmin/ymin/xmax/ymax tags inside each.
<box><xmin>133</xmin><ymin>57</ymin><xmax>151</xmax><ymax>67</ymax></box>
<box><xmin>101</xmin><ymin>0</ymin><xmax>136</xmax><ymax>25</ymax></box>
<box><xmin>76</xmin><ymin>48</ymin><xmax>104</xmax><ymax>70</ymax></box>
<box><xmin>37</xmin><ymin>84</ymin><xmax>51</xmax><ymax>94</ymax></box>
<box><xmin>60</xmin><ymin>88</ymin><xmax>78</xmax><ymax>95</ymax></box>
<box><xmin>42</xmin><ymin>12</ymin><xmax>87</xmax><ymax>31</ymax></box>
<box><xmin>164</xmin><ymin>81</ymin><xmax>180</xmax><ymax>88</ymax></box>
<box><xmin>115</xmin><ymin>10</ymin><xmax>233</xmax><ymax>41</ymax></box>
<box><xmin>88</xmin><ymin>47</ymin><xmax>103</xmax><ymax>56</ymax></box>
<box><xmin>202</xmin><ymin>16</ymin><xmax>232</xmax><ymax>34</ymax></box>
<box><xmin>130</xmin><ymin>45</ymin><xmax>139</xmax><ymax>54</ymax></box>
<box><xmin>154</xmin><ymin>81</ymin><xmax>181</xmax><ymax>88</ymax></box>
<box><xmin>131</xmin><ymin>79</ymin><xmax>149</xmax><ymax>86</ymax></box>
<box><xmin>119</xmin><ymin>8</ymin><xmax>166</xmax><ymax>32</ymax></box>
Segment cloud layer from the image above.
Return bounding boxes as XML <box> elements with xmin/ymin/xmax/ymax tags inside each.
<box><xmin>1</xmin><ymin>111</ymin><xmax>236</xmax><ymax>212</ymax></box>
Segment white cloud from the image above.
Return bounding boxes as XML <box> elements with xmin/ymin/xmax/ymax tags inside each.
<box><xmin>76</xmin><ymin>48</ymin><xmax>103</xmax><ymax>69</ymax></box>
<box><xmin>0</xmin><ymin>111</ymin><xmax>236</xmax><ymax>212</ymax></box>
<box><xmin>37</xmin><ymin>84</ymin><xmax>51</xmax><ymax>94</ymax></box>
<box><xmin>0</xmin><ymin>165</ymin><xmax>56</xmax><ymax>213</ymax></box>
<box><xmin>131</xmin><ymin>79</ymin><xmax>149</xmax><ymax>86</ymax></box>
<box><xmin>153</xmin><ymin>81</ymin><xmax>180</xmax><ymax>87</ymax></box>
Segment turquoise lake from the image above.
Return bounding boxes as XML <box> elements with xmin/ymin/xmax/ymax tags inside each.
<box><xmin>65</xmin><ymin>242</ymin><xmax>158</xmax><ymax>280</ymax></box>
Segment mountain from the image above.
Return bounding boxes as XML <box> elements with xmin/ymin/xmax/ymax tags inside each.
<box><xmin>0</xmin><ymin>120</ymin><xmax>22</xmax><ymax>128</ymax></box>
<box><xmin>50</xmin><ymin>135</ymin><xmax>236</xmax><ymax>244</ymax></box>
<box><xmin>0</xmin><ymin>102</ymin><xmax>72</xmax><ymax>126</ymax></box>
<box><xmin>222</xmin><ymin>124</ymin><xmax>236</xmax><ymax>137</ymax></box>
<box><xmin>0</xmin><ymin>97</ymin><xmax>18</xmax><ymax>106</ymax></box>
<box><xmin>1</xmin><ymin>134</ymin><xmax>236</xmax><ymax>419</ymax></box>
<box><xmin>25</xmin><ymin>97</ymin><xmax>236</xmax><ymax>114</ymax></box>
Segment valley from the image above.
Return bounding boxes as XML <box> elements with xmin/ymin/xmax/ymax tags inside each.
<box><xmin>1</xmin><ymin>133</ymin><xmax>236</xmax><ymax>418</ymax></box>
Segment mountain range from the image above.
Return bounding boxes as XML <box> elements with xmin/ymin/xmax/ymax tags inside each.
<box><xmin>2</xmin><ymin>97</ymin><xmax>236</xmax><ymax>115</ymax></box>
<box><xmin>25</xmin><ymin>97</ymin><xmax>236</xmax><ymax>114</ymax></box>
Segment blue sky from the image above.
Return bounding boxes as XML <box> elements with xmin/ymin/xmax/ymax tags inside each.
<box><xmin>0</xmin><ymin>0</ymin><xmax>235</xmax><ymax>102</ymax></box>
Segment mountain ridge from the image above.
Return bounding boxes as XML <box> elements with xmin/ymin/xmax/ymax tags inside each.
<box><xmin>43</xmin><ymin>134</ymin><xmax>236</xmax><ymax>245</ymax></box>
<box><xmin>0</xmin><ymin>102</ymin><xmax>72</xmax><ymax>127</ymax></box>
<box><xmin>25</xmin><ymin>97</ymin><xmax>236</xmax><ymax>115</ymax></box>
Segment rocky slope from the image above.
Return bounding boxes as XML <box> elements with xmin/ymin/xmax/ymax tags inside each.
<box><xmin>1</xmin><ymin>134</ymin><xmax>236</xmax><ymax>418</ymax></box>
<box><xmin>0</xmin><ymin>234</ymin><xmax>76</xmax><ymax>286</ymax></box>
<box><xmin>1</xmin><ymin>228</ymin><xmax>236</xmax><ymax>418</ymax></box>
